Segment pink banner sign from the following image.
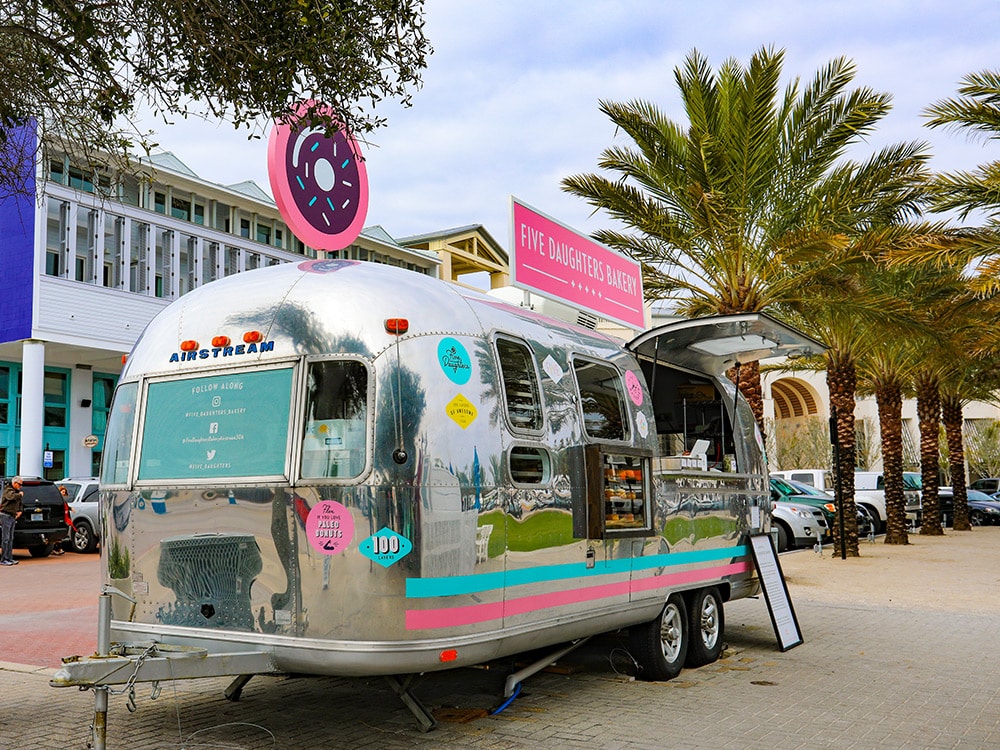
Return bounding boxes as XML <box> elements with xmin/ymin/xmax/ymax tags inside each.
<box><xmin>509</xmin><ymin>198</ymin><xmax>645</xmax><ymax>330</ymax></box>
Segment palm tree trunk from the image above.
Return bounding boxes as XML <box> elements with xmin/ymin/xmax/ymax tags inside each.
<box><xmin>727</xmin><ymin>360</ymin><xmax>764</xmax><ymax>435</ymax></box>
<box><xmin>875</xmin><ymin>380</ymin><xmax>909</xmax><ymax>545</ymax></box>
<box><xmin>942</xmin><ymin>393</ymin><xmax>970</xmax><ymax>531</ymax></box>
<box><xmin>826</xmin><ymin>354</ymin><xmax>860</xmax><ymax>556</ymax></box>
<box><xmin>915</xmin><ymin>370</ymin><xmax>943</xmax><ymax>536</ymax></box>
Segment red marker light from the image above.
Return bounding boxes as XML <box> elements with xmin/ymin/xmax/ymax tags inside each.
<box><xmin>212</xmin><ymin>335</ymin><xmax>231</xmax><ymax>348</ymax></box>
<box><xmin>439</xmin><ymin>649</ymin><xmax>458</xmax><ymax>663</ymax></box>
<box><xmin>180</xmin><ymin>340</ymin><xmax>199</xmax><ymax>352</ymax></box>
<box><xmin>385</xmin><ymin>318</ymin><xmax>409</xmax><ymax>335</ymax></box>
<box><xmin>243</xmin><ymin>330</ymin><xmax>263</xmax><ymax>344</ymax></box>
<box><xmin>121</xmin><ymin>354</ymin><xmax>128</xmax><ymax>365</ymax></box>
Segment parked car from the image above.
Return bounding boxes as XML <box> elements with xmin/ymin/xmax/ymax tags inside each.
<box><xmin>854</xmin><ymin>471</ymin><xmax>923</xmax><ymax>531</ymax></box>
<box><xmin>56</xmin><ymin>477</ymin><xmax>100</xmax><ymax>553</ymax></box>
<box><xmin>770</xmin><ymin>469</ymin><xmax>833</xmax><ymax>491</ymax></box>
<box><xmin>782</xmin><ymin>478</ymin><xmax>877</xmax><ymax>537</ymax></box>
<box><xmin>937</xmin><ymin>487</ymin><xmax>1000</xmax><ymax>527</ymax></box>
<box><xmin>969</xmin><ymin>477</ymin><xmax>1000</xmax><ymax>494</ymax></box>
<box><xmin>770</xmin><ymin>476</ymin><xmax>874</xmax><ymax>543</ymax></box>
<box><xmin>770</xmin><ymin>499</ymin><xmax>828</xmax><ymax>553</ymax></box>
<box><xmin>3</xmin><ymin>476</ymin><xmax>71</xmax><ymax>557</ymax></box>
<box><xmin>770</xmin><ymin>469</ymin><xmax>915</xmax><ymax>532</ymax></box>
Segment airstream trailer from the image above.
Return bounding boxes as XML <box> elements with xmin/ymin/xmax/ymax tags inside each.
<box><xmin>53</xmin><ymin>259</ymin><xmax>821</xmax><ymax>729</ymax></box>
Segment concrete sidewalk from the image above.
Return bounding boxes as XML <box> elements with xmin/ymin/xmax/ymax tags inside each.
<box><xmin>2</xmin><ymin>527</ymin><xmax>999</xmax><ymax>749</ymax></box>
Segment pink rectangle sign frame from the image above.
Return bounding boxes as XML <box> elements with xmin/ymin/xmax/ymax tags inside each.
<box><xmin>509</xmin><ymin>197</ymin><xmax>645</xmax><ymax>330</ymax></box>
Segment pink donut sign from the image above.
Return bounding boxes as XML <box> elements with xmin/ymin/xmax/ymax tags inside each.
<box><xmin>267</xmin><ymin>100</ymin><xmax>369</xmax><ymax>251</ymax></box>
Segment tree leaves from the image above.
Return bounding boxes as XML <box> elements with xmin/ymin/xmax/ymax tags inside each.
<box><xmin>0</xmin><ymin>0</ymin><xmax>431</xmax><ymax>197</ymax></box>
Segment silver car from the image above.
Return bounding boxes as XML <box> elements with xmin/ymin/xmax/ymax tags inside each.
<box><xmin>770</xmin><ymin>499</ymin><xmax>828</xmax><ymax>553</ymax></box>
<box><xmin>57</xmin><ymin>477</ymin><xmax>100</xmax><ymax>553</ymax></box>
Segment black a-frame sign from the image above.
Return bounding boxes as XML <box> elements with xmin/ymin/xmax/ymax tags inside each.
<box><xmin>749</xmin><ymin>533</ymin><xmax>803</xmax><ymax>651</ymax></box>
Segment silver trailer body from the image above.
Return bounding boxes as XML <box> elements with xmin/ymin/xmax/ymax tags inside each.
<box><xmin>87</xmin><ymin>259</ymin><xmax>819</xmax><ymax>678</ymax></box>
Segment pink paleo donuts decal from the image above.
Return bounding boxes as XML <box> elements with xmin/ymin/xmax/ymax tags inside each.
<box><xmin>267</xmin><ymin>100</ymin><xmax>369</xmax><ymax>251</ymax></box>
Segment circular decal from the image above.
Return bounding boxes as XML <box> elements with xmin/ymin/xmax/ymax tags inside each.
<box><xmin>305</xmin><ymin>500</ymin><xmax>355</xmax><ymax>555</ymax></box>
<box><xmin>438</xmin><ymin>337</ymin><xmax>472</xmax><ymax>384</ymax></box>
<box><xmin>625</xmin><ymin>370</ymin><xmax>644</xmax><ymax>406</ymax></box>
<box><xmin>635</xmin><ymin>410</ymin><xmax>649</xmax><ymax>439</ymax></box>
<box><xmin>268</xmin><ymin>100</ymin><xmax>369</xmax><ymax>251</ymax></box>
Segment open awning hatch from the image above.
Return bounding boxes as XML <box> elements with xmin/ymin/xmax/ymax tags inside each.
<box><xmin>626</xmin><ymin>313</ymin><xmax>826</xmax><ymax>378</ymax></box>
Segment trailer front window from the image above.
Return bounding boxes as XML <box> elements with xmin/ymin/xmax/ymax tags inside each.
<box><xmin>301</xmin><ymin>360</ymin><xmax>369</xmax><ymax>479</ymax></box>
<box><xmin>138</xmin><ymin>367</ymin><xmax>294</xmax><ymax>481</ymax></box>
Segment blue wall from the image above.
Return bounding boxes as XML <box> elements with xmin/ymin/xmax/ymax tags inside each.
<box><xmin>0</xmin><ymin>122</ymin><xmax>37</xmax><ymax>344</ymax></box>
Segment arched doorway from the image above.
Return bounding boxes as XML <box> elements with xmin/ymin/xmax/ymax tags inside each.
<box><xmin>769</xmin><ymin>377</ymin><xmax>827</xmax><ymax>468</ymax></box>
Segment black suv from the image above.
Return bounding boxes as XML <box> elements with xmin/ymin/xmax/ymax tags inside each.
<box><xmin>4</xmin><ymin>477</ymin><xmax>70</xmax><ymax>557</ymax></box>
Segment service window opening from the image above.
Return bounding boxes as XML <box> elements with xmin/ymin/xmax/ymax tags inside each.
<box><xmin>137</xmin><ymin>368</ymin><xmax>294</xmax><ymax>481</ymax></box>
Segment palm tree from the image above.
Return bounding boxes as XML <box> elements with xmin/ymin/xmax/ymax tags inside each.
<box><xmin>825</xmin><ymin>341</ymin><xmax>863</xmax><ymax>555</ymax></box>
<box><xmin>941</xmin><ymin>389</ymin><xmax>969</xmax><ymax>530</ymax></box>
<box><xmin>857</xmin><ymin>321</ymin><xmax>919</xmax><ymax>546</ymax></box>
<box><xmin>857</xmin><ymin>257</ymin><xmax>983</xmax><ymax>541</ymax></box>
<box><xmin>931</xmin><ymin>304</ymin><xmax>1000</xmax><ymax>531</ymax></box>
<box><xmin>914</xmin><ymin>368</ymin><xmax>944</xmax><ymax>536</ymax></box>
<box><xmin>562</xmin><ymin>45</ymin><xmax>931</xmax><ymax>434</ymax></box>
<box><xmin>916</xmin><ymin>70</ymin><xmax>1000</xmax><ymax>295</ymax></box>
<box><xmin>797</xmin><ymin>265</ymin><xmax>923</xmax><ymax>555</ymax></box>
<box><xmin>925</xmin><ymin>71</ymin><xmax>1000</xmax><ymax>226</ymax></box>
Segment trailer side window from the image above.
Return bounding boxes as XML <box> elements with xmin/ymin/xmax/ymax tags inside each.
<box><xmin>301</xmin><ymin>360</ymin><xmax>369</xmax><ymax>479</ymax></box>
<box><xmin>100</xmin><ymin>381</ymin><xmax>138</xmax><ymax>485</ymax></box>
<box><xmin>496</xmin><ymin>338</ymin><xmax>543</xmax><ymax>432</ymax></box>
<box><xmin>573</xmin><ymin>359</ymin><xmax>629</xmax><ymax>442</ymax></box>
<box><xmin>509</xmin><ymin>445</ymin><xmax>551</xmax><ymax>485</ymax></box>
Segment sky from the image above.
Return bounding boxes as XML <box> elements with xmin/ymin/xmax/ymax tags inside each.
<box><xmin>144</xmin><ymin>0</ymin><xmax>1000</xmax><ymax>249</ymax></box>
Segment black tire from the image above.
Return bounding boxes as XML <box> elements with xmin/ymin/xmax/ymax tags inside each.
<box><xmin>774</xmin><ymin>522</ymin><xmax>790</xmax><ymax>553</ymax></box>
<box><xmin>630</xmin><ymin>595</ymin><xmax>688</xmax><ymax>681</ymax></box>
<box><xmin>70</xmin><ymin>519</ymin><xmax>98</xmax><ymax>554</ymax></box>
<box><xmin>971</xmin><ymin>510</ymin><xmax>984</xmax><ymax>527</ymax></box>
<box><xmin>685</xmin><ymin>587</ymin><xmax>725</xmax><ymax>668</ymax></box>
<box><xmin>29</xmin><ymin>543</ymin><xmax>55</xmax><ymax>558</ymax></box>
<box><xmin>859</xmin><ymin>504</ymin><xmax>885</xmax><ymax>534</ymax></box>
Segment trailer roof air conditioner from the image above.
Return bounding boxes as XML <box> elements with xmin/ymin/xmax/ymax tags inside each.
<box><xmin>486</xmin><ymin>287</ymin><xmax>598</xmax><ymax>329</ymax></box>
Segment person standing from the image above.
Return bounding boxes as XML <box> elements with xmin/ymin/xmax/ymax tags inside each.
<box><xmin>1</xmin><ymin>476</ymin><xmax>24</xmax><ymax>565</ymax></box>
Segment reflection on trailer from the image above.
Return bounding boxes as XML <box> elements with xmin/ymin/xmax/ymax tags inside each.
<box><xmin>53</xmin><ymin>259</ymin><xmax>822</xmax><ymax>729</ymax></box>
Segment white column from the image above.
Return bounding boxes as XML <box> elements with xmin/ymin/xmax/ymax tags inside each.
<box><xmin>193</xmin><ymin>236</ymin><xmax>204</xmax><ymax>289</ymax></box>
<box><xmin>20</xmin><ymin>340</ymin><xmax>45</xmax><ymax>477</ymax></box>
<box><xmin>169</xmin><ymin>229</ymin><xmax>180</xmax><ymax>298</ymax></box>
<box><xmin>92</xmin><ymin>209</ymin><xmax>104</xmax><ymax>284</ymax></box>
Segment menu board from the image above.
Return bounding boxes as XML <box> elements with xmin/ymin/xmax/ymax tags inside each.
<box><xmin>749</xmin><ymin>533</ymin><xmax>803</xmax><ymax>651</ymax></box>
<box><xmin>138</xmin><ymin>368</ymin><xmax>294</xmax><ymax>480</ymax></box>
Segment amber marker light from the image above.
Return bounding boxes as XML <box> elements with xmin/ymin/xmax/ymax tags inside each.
<box><xmin>385</xmin><ymin>318</ymin><xmax>409</xmax><ymax>335</ymax></box>
<box><xmin>212</xmin><ymin>335</ymin><xmax>231</xmax><ymax>347</ymax></box>
<box><xmin>121</xmin><ymin>354</ymin><xmax>128</xmax><ymax>364</ymax></box>
<box><xmin>180</xmin><ymin>340</ymin><xmax>199</xmax><ymax>352</ymax></box>
<box><xmin>439</xmin><ymin>649</ymin><xmax>458</xmax><ymax>663</ymax></box>
<box><xmin>243</xmin><ymin>330</ymin><xmax>263</xmax><ymax>343</ymax></box>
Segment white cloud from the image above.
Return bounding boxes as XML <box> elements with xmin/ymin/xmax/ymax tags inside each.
<box><xmin>143</xmin><ymin>0</ymin><xmax>1000</xmax><ymax>247</ymax></box>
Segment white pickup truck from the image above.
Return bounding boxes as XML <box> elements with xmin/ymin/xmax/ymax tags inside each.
<box><xmin>771</xmin><ymin>469</ymin><xmax>922</xmax><ymax>533</ymax></box>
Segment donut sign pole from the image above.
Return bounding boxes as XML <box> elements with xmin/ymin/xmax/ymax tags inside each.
<box><xmin>267</xmin><ymin>101</ymin><xmax>370</xmax><ymax>251</ymax></box>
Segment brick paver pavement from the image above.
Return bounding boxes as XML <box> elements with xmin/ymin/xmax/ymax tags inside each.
<box><xmin>2</xmin><ymin>532</ymin><xmax>999</xmax><ymax>749</ymax></box>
